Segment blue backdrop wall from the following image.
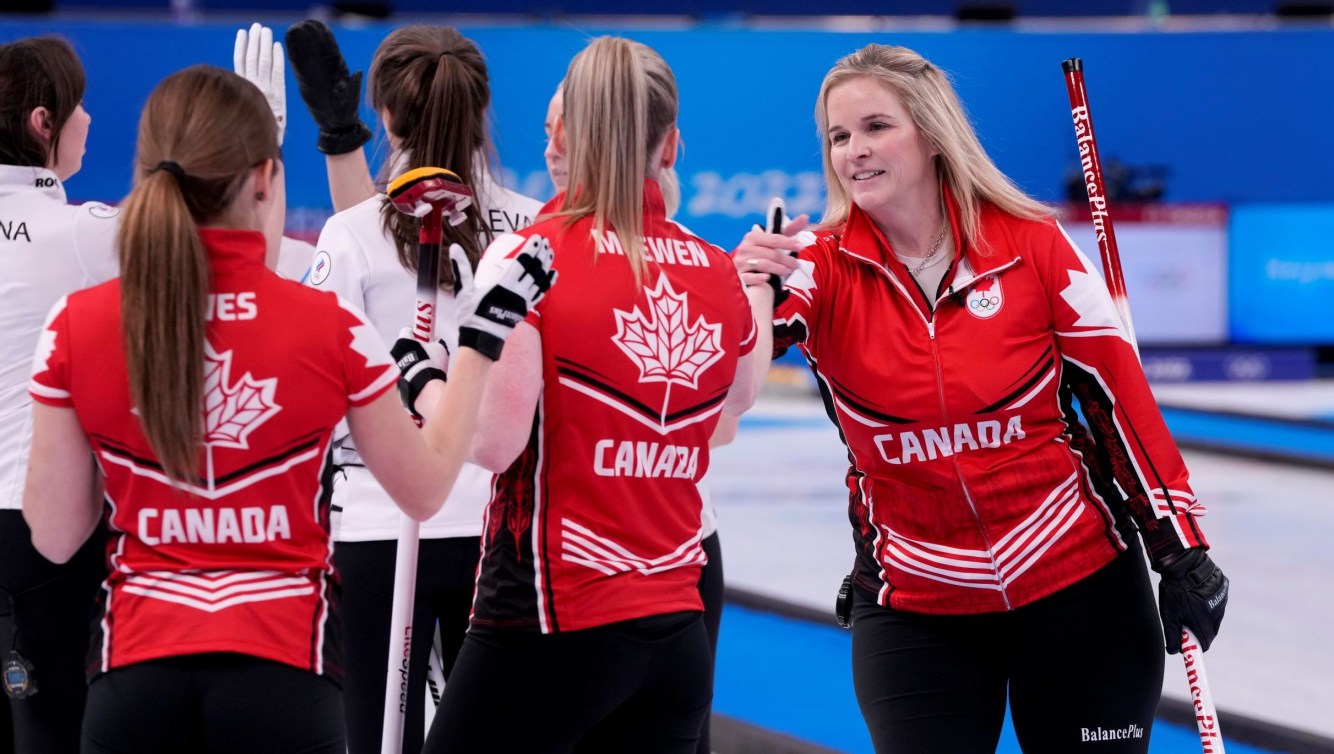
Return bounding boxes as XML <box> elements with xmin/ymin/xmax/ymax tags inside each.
<box><xmin>2</xmin><ymin>19</ymin><xmax>1332</xmax><ymax>342</ymax></box>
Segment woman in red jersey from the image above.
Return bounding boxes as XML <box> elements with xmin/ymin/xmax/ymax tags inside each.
<box><xmin>22</xmin><ymin>64</ymin><xmax>552</xmax><ymax>754</ymax></box>
<box><xmin>412</xmin><ymin>36</ymin><xmax>767</xmax><ymax>754</ymax></box>
<box><xmin>735</xmin><ymin>44</ymin><xmax>1229</xmax><ymax>754</ymax></box>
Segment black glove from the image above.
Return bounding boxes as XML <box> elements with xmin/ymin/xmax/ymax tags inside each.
<box><xmin>1154</xmin><ymin>548</ymin><xmax>1229</xmax><ymax>654</ymax></box>
<box><xmin>284</xmin><ymin>20</ymin><xmax>373</xmax><ymax>155</ymax></box>
<box><xmin>390</xmin><ymin>333</ymin><xmax>448</xmax><ymax>419</ymax></box>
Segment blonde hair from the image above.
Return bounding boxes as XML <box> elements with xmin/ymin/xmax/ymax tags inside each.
<box><xmin>815</xmin><ymin>44</ymin><xmax>1050</xmax><ymax>250</ymax></box>
<box><xmin>659</xmin><ymin>166</ymin><xmax>681</xmax><ymax>219</ymax></box>
<box><xmin>558</xmin><ymin>36</ymin><xmax>678</xmax><ymax>283</ymax></box>
<box><xmin>118</xmin><ymin>65</ymin><xmax>278</xmax><ymax>484</ymax></box>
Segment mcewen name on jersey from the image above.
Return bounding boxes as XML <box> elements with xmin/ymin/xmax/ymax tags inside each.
<box><xmin>473</xmin><ymin>181</ymin><xmax>755</xmax><ymax>634</ymax></box>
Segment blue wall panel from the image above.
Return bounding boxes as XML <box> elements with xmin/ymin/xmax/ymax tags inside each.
<box><xmin>1</xmin><ymin>20</ymin><xmax>1331</xmax><ymax>345</ymax></box>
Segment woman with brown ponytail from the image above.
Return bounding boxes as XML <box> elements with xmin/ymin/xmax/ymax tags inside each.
<box><xmin>295</xmin><ymin>24</ymin><xmax>544</xmax><ymax>754</ymax></box>
<box><xmin>0</xmin><ymin>35</ymin><xmax>117</xmax><ymax>754</ymax></box>
<box><xmin>22</xmin><ymin>64</ymin><xmax>553</xmax><ymax>753</ymax></box>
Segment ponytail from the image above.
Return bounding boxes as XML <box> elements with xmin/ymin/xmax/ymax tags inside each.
<box><xmin>118</xmin><ymin>169</ymin><xmax>210</xmax><ymax>484</ymax></box>
<box><xmin>371</xmin><ymin>26</ymin><xmax>494</xmax><ymax>288</ymax></box>
<box><xmin>118</xmin><ymin>65</ymin><xmax>277</xmax><ymax>485</ymax></box>
<box><xmin>558</xmin><ymin>36</ymin><xmax>678</xmax><ymax>285</ymax></box>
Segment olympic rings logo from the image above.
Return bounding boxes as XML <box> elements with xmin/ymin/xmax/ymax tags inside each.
<box><xmin>969</xmin><ymin>296</ymin><xmax>1000</xmax><ymax>310</ymax></box>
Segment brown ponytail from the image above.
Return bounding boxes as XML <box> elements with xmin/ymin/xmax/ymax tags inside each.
<box><xmin>370</xmin><ymin>26</ymin><xmax>494</xmax><ymax>288</ymax></box>
<box><xmin>0</xmin><ymin>36</ymin><xmax>86</xmax><ymax>169</ymax></box>
<box><xmin>117</xmin><ymin>65</ymin><xmax>277</xmax><ymax>484</ymax></box>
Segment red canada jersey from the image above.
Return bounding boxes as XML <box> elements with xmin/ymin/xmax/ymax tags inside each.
<box><xmin>29</xmin><ymin>229</ymin><xmax>397</xmax><ymax>677</ymax></box>
<box><xmin>473</xmin><ymin>181</ymin><xmax>755</xmax><ymax>633</ymax></box>
<box><xmin>774</xmin><ymin>195</ymin><xmax>1208</xmax><ymax>615</ymax></box>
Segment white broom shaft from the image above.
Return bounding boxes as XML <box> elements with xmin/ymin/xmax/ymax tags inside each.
<box><xmin>381</xmin><ymin>209</ymin><xmax>443</xmax><ymax>754</ymax></box>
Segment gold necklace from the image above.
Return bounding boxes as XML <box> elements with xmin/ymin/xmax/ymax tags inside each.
<box><xmin>909</xmin><ymin>221</ymin><xmax>950</xmax><ymax>275</ymax></box>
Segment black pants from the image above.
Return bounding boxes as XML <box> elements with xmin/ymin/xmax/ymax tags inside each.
<box><xmin>423</xmin><ymin>611</ymin><xmax>712</xmax><ymax>754</ymax></box>
<box><xmin>0</xmin><ymin>510</ymin><xmax>106</xmax><ymax>754</ymax></box>
<box><xmin>851</xmin><ymin>544</ymin><xmax>1164</xmax><ymax>754</ymax></box>
<box><xmin>334</xmin><ymin>536</ymin><xmax>479</xmax><ymax>754</ymax></box>
<box><xmin>695</xmin><ymin>532</ymin><xmax>723</xmax><ymax>754</ymax></box>
<box><xmin>81</xmin><ymin>654</ymin><xmax>343</xmax><ymax>754</ymax></box>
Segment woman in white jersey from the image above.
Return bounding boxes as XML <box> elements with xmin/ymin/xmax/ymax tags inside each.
<box><xmin>300</xmin><ymin>25</ymin><xmax>541</xmax><ymax>754</ymax></box>
<box><xmin>0</xmin><ymin>36</ymin><xmax>118</xmax><ymax>754</ymax></box>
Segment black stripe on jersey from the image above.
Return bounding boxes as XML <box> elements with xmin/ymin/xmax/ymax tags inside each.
<box><xmin>1061</xmin><ymin>352</ymin><xmax>1189</xmax><ymax>528</ymax></box>
<box><xmin>1058</xmin><ymin>374</ymin><xmax>1131</xmax><ymax>552</ymax></box>
<box><xmin>772</xmin><ymin>318</ymin><xmax>809</xmax><ymax>358</ymax></box>
<box><xmin>538</xmin><ymin>424</ymin><xmax>559</xmax><ymax>634</ymax></box>
<box><xmin>825</xmin><ymin>376</ymin><xmax>915</xmax><ymax>425</ymax></box>
<box><xmin>804</xmin><ymin>352</ymin><xmax>882</xmax><ymax>597</ymax></box>
<box><xmin>1001</xmin><ymin>344</ymin><xmax>1055</xmax><ymax>392</ymax></box>
<box><xmin>313</xmin><ymin>444</ymin><xmax>340</xmax><ymax>678</ymax></box>
<box><xmin>472</xmin><ymin>420</ymin><xmax>546</xmax><ymax>631</ymax></box>
<box><xmin>93</xmin><ymin>432</ymin><xmax>323</xmax><ymax>485</ymax></box>
<box><xmin>807</xmin><ymin>353</ymin><xmax>850</xmax><ymax>447</ymax></box>
<box><xmin>89</xmin><ymin>579</ymin><xmax>112</xmax><ymax>677</ymax></box>
<box><xmin>1060</xmin><ymin>357</ymin><xmax>1201</xmax><ymax>546</ymax></box>
<box><xmin>974</xmin><ymin>354</ymin><xmax>1055</xmax><ymax>415</ymax></box>
<box><xmin>555</xmin><ymin>362</ymin><xmax>730</xmax><ymax>424</ymax></box>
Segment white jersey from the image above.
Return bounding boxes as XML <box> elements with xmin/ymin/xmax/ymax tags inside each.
<box><xmin>310</xmin><ymin>176</ymin><xmax>542</xmax><ymax>541</ymax></box>
<box><xmin>276</xmin><ymin>235</ymin><xmax>317</xmax><ymax>281</ymax></box>
<box><xmin>0</xmin><ymin>165</ymin><xmax>119</xmax><ymax>511</ymax></box>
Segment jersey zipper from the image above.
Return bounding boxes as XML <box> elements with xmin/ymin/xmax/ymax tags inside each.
<box><xmin>845</xmin><ymin>244</ymin><xmax>1015</xmax><ymax>609</ymax></box>
<box><xmin>927</xmin><ymin>313</ymin><xmax>1012</xmax><ymax>610</ymax></box>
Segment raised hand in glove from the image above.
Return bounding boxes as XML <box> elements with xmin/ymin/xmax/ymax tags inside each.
<box><xmin>1155</xmin><ymin>548</ymin><xmax>1229</xmax><ymax>654</ymax></box>
<box><xmin>391</xmin><ymin>329</ymin><xmax>450</xmax><ymax>419</ymax></box>
<box><xmin>234</xmin><ymin>23</ymin><xmax>286</xmax><ymax>146</ymax></box>
<box><xmin>284</xmin><ymin>20</ymin><xmax>373</xmax><ymax>155</ymax></box>
<box><xmin>455</xmin><ymin>237</ymin><xmax>557</xmax><ymax>361</ymax></box>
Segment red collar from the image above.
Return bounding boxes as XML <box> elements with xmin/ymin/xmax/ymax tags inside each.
<box><xmin>199</xmin><ymin>228</ymin><xmax>266</xmax><ymax>270</ymax></box>
<box><xmin>840</xmin><ymin>185</ymin><xmax>1017</xmax><ymax>278</ymax></box>
<box><xmin>539</xmin><ymin>179</ymin><xmax>668</xmax><ymax>219</ymax></box>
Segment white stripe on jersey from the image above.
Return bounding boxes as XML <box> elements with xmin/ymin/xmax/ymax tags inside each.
<box><xmin>559</xmin><ymin>518</ymin><xmax>705</xmax><ymax>577</ymax></box>
<box><xmin>879</xmin><ymin>472</ymin><xmax>1085</xmax><ymax>591</ymax></box>
<box><xmin>123</xmin><ymin>569</ymin><xmax>315</xmax><ymax>612</ymax></box>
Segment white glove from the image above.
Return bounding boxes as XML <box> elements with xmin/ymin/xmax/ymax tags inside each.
<box><xmin>234</xmin><ymin>23</ymin><xmax>287</xmax><ymax>146</ymax></box>
<box><xmin>454</xmin><ymin>238</ymin><xmax>557</xmax><ymax>361</ymax></box>
<box><xmin>391</xmin><ymin>327</ymin><xmax>450</xmax><ymax>418</ymax></box>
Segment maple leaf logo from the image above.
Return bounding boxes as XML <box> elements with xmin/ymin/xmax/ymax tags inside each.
<box><xmin>612</xmin><ymin>274</ymin><xmax>724</xmax><ymax>391</ymax></box>
<box><xmin>202</xmin><ymin>342</ymin><xmax>281</xmax><ymax>449</ymax></box>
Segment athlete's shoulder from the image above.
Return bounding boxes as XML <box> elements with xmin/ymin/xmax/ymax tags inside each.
<box><xmin>311</xmin><ymin>196</ymin><xmax>389</xmax><ymax>287</ymax></box>
<box><xmin>71</xmin><ymin>200</ymin><xmax>120</xmax><ymax>224</ymax></box>
<box><xmin>276</xmin><ymin>236</ymin><xmax>317</xmax><ymax>282</ymax></box>
<box><xmin>799</xmin><ymin>229</ymin><xmax>842</xmax><ymax>262</ymax></box>
<box><xmin>325</xmin><ymin>194</ymin><xmax>386</xmax><ymax>234</ymax></box>
<box><xmin>493</xmin><ymin>186</ymin><xmax>544</xmax><ymax>219</ymax></box>
<box><xmin>60</xmin><ymin>276</ymin><xmax>122</xmax><ymax>324</ymax></box>
<box><xmin>978</xmin><ymin>205</ymin><xmax>1067</xmax><ymax>269</ymax></box>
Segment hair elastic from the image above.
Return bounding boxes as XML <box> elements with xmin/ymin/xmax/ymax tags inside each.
<box><xmin>152</xmin><ymin>160</ymin><xmax>186</xmax><ymax>181</ymax></box>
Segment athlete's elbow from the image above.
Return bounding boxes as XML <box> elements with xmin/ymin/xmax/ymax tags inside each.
<box><xmin>403</xmin><ymin>490</ymin><xmax>446</xmax><ymax>523</ymax></box>
<box><xmin>28</xmin><ymin>527</ymin><xmax>76</xmax><ymax>565</ymax></box>
<box><xmin>470</xmin><ymin>435</ymin><xmax>520</xmax><ymax>475</ymax></box>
